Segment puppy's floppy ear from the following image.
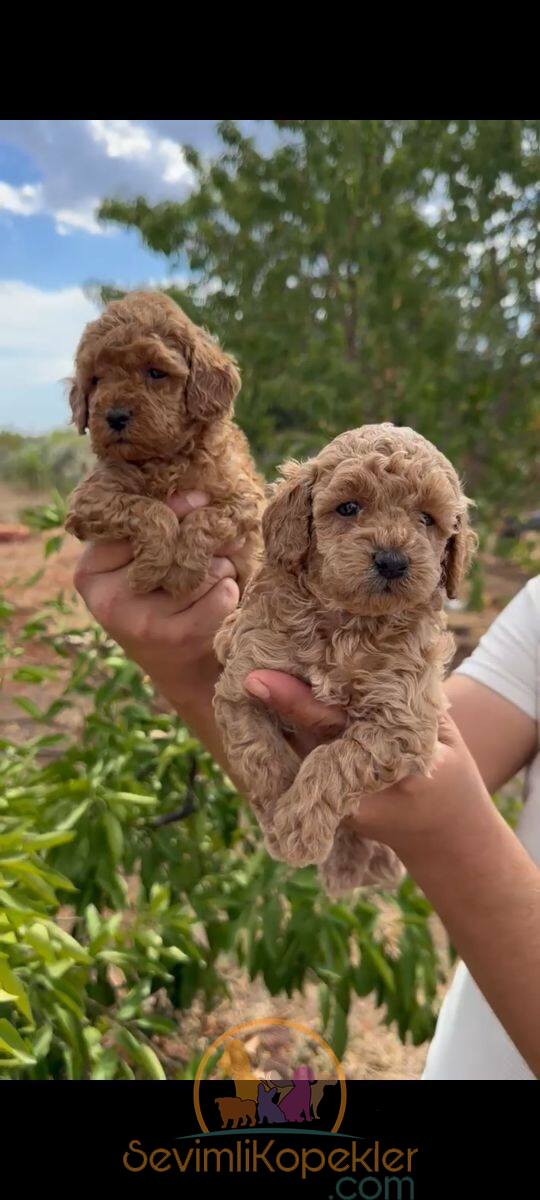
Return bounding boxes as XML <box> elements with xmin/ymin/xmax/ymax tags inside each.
<box><xmin>185</xmin><ymin>328</ymin><xmax>241</xmax><ymax>421</ymax></box>
<box><xmin>68</xmin><ymin>377</ymin><xmax>88</xmax><ymax>435</ymax></box>
<box><xmin>442</xmin><ymin>505</ymin><xmax>478</xmax><ymax>598</ymax></box>
<box><xmin>262</xmin><ymin>460</ymin><xmax>315</xmax><ymax>571</ymax></box>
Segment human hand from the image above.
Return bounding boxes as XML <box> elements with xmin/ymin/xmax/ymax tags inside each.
<box><xmin>243</xmin><ymin>670</ymin><xmax>347</xmax><ymax>756</ymax></box>
<box><xmin>74</xmin><ymin>491</ymin><xmax>240</xmax><ymax>708</ymax></box>
<box><xmin>243</xmin><ymin>670</ymin><xmax>491</xmax><ymax>859</ymax></box>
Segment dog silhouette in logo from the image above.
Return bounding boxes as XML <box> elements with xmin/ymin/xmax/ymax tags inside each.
<box><xmin>214</xmin><ymin>1096</ymin><xmax>257</xmax><ymax>1129</ymax></box>
<box><xmin>217</xmin><ymin>1039</ymin><xmax>258</xmax><ymax>1103</ymax></box>
<box><xmin>256</xmin><ymin>1080</ymin><xmax>287</xmax><ymax>1125</ymax></box>
<box><xmin>279</xmin><ymin>1065</ymin><xmax>314</xmax><ymax>1123</ymax></box>
<box><xmin>310</xmin><ymin>1079</ymin><xmax>338</xmax><ymax>1119</ymax></box>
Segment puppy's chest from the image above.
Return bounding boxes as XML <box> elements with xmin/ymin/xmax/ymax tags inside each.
<box><xmin>139</xmin><ymin>462</ymin><xmax>208</xmax><ymax>500</ymax></box>
<box><xmin>296</xmin><ymin>620</ymin><xmax>428</xmax><ymax>713</ymax></box>
<box><xmin>306</xmin><ymin>638</ymin><xmax>380</xmax><ymax>711</ymax></box>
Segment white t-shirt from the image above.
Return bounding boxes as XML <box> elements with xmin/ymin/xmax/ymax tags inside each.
<box><xmin>422</xmin><ymin>575</ymin><xmax>540</xmax><ymax>1081</ymax></box>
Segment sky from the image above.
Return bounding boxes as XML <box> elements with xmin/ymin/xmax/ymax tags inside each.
<box><xmin>0</xmin><ymin>120</ymin><xmax>277</xmax><ymax>435</ymax></box>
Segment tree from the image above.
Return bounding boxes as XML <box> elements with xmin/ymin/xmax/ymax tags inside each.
<box><xmin>100</xmin><ymin>119</ymin><xmax>539</xmax><ymax>515</ymax></box>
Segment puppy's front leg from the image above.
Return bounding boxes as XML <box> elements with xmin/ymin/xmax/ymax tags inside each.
<box><xmin>268</xmin><ymin>720</ymin><xmax>434</xmax><ymax>868</ymax></box>
<box><xmin>319</xmin><ymin>821</ymin><xmax>405</xmax><ymax>898</ymax></box>
<box><xmin>66</xmin><ymin>486</ymin><xmax>180</xmax><ymax>593</ymax></box>
<box><xmin>214</xmin><ymin>692</ymin><xmax>301</xmax><ymax>830</ymax></box>
<box><xmin>163</xmin><ymin>501</ymin><xmax>254</xmax><ymax>596</ymax></box>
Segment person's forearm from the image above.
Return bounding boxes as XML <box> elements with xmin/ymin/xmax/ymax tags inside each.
<box><xmin>397</xmin><ymin>796</ymin><xmax>540</xmax><ymax>1077</ymax></box>
<box><xmin>445</xmin><ymin>673</ymin><xmax>537</xmax><ymax>793</ymax></box>
<box><xmin>174</xmin><ymin>690</ymin><xmax>231</xmax><ymax>778</ymax></box>
<box><xmin>156</xmin><ymin>657</ymin><xmax>241</xmax><ymax>784</ymax></box>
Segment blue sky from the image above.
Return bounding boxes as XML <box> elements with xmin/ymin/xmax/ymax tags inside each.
<box><xmin>0</xmin><ymin>120</ymin><xmax>276</xmax><ymax>434</ymax></box>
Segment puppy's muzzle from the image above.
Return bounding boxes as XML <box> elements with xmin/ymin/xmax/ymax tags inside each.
<box><xmin>106</xmin><ymin>408</ymin><xmax>131</xmax><ymax>432</ymax></box>
<box><xmin>373</xmin><ymin>549</ymin><xmax>409</xmax><ymax>580</ymax></box>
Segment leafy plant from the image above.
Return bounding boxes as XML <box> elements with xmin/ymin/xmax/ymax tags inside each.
<box><xmin>0</xmin><ymin>431</ymin><xmax>93</xmax><ymax>496</ymax></box>
<box><xmin>0</xmin><ymin>533</ymin><xmax>448</xmax><ymax>1077</ymax></box>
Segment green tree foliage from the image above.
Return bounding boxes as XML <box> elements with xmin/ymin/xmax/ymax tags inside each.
<box><xmin>100</xmin><ymin>119</ymin><xmax>539</xmax><ymax>514</ymax></box>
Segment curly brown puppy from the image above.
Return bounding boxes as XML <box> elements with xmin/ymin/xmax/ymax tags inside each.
<box><xmin>65</xmin><ymin>291</ymin><xmax>265</xmax><ymax>596</ymax></box>
<box><xmin>213</xmin><ymin>423</ymin><xmax>476</xmax><ymax>897</ymax></box>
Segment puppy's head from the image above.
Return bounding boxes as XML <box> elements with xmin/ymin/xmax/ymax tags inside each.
<box><xmin>263</xmin><ymin>424</ymin><xmax>476</xmax><ymax>614</ymax></box>
<box><xmin>68</xmin><ymin>291</ymin><xmax>240</xmax><ymax>463</ymax></box>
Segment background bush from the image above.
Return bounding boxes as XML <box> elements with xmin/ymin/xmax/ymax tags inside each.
<box><xmin>0</xmin><ymin>555</ymin><xmax>445</xmax><ymax>1078</ymax></box>
<box><xmin>0</xmin><ymin>430</ymin><xmax>94</xmax><ymax>496</ymax></box>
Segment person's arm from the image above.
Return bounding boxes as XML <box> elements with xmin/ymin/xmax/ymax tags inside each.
<box><xmin>243</xmin><ymin>666</ymin><xmax>538</xmax><ymax>788</ymax></box>
<box><xmin>336</xmin><ymin>713</ymin><xmax>540</xmax><ymax>1077</ymax></box>
<box><xmin>445</xmin><ymin>673</ymin><xmax>536</xmax><ymax>795</ymax></box>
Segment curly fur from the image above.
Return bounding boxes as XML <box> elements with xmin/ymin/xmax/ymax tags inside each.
<box><xmin>213</xmin><ymin>424</ymin><xmax>477</xmax><ymax>897</ymax></box>
<box><xmin>65</xmin><ymin>291</ymin><xmax>265</xmax><ymax>596</ymax></box>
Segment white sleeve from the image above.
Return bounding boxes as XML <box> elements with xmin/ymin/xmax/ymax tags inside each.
<box><xmin>454</xmin><ymin>575</ymin><xmax>540</xmax><ymax>722</ymax></box>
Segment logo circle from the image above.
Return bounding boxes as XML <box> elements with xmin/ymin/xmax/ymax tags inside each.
<box><xmin>193</xmin><ymin>1016</ymin><xmax>347</xmax><ymax>1133</ymax></box>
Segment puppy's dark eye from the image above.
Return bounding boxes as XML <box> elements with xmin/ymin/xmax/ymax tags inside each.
<box><xmin>146</xmin><ymin>367</ymin><xmax>167</xmax><ymax>381</ymax></box>
<box><xmin>336</xmin><ymin>501</ymin><xmax>362</xmax><ymax>517</ymax></box>
<box><xmin>420</xmin><ymin>512</ymin><xmax>435</xmax><ymax>526</ymax></box>
<box><xmin>90</xmin><ymin>375</ymin><xmax>99</xmax><ymax>388</ymax></box>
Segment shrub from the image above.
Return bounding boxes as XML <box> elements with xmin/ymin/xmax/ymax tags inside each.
<box><xmin>0</xmin><ymin>519</ymin><xmax>447</xmax><ymax>1078</ymax></box>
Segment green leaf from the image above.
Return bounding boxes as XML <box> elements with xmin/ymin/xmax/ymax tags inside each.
<box><xmin>45</xmin><ymin>922</ymin><xmax>91</xmax><ymax>964</ymax></box>
<box><xmin>262</xmin><ymin>895</ymin><xmax>282</xmax><ymax>952</ymax></box>
<box><xmin>45</xmin><ymin>535</ymin><xmax>63</xmax><ymax>558</ymax></box>
<box><xmin>330</xmin><ymin>1002</ymin><xmax>349</xmax><ymax>1063</ymax></box>
<box><xmin>13</xmin><ymin>697</ymin><xmax>43</xmax><ymax>720</ymax></box>
<box><xmin>363</xmin><ymin>943</ymin><xmax>396</xmax><ymax>994</ymax></box>
<box><xmin>32</xmin><ymin>1023</ymin><xmax>53</xmax><ymax>1060</ymax></box>
<box><xmin>12</xmin><ymin>666</ymin><xmax>58</xmax><ymax>684</ymax></box>
<box><xmin>0</xmin><ymin>956</ymin><xmax>33</xmax><ymax>1021</ymax></box>
<box><xmin>102</xmin><ymin>813</ymin><xmax>124</xmax><ymax>863</ymax></box>
<box><xmin>0</xmin><ymin>1018</ymin><xmax>36</xmax><ymax>1065</ymax></box>
<box><xmin>113</xmin><ymin>1028</ymin><xmax>166</xmax><ymax>1079</ymax></box>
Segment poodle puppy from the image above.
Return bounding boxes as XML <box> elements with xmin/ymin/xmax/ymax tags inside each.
<box><xmin>213</xmin><ymin>423</ymin><xmax>476</xmax><ymax>897</ymax></box>
<box><xmin>65</xmin><ymin>291</ymin><xmax>266</xmax><ymax>596</ymax></box>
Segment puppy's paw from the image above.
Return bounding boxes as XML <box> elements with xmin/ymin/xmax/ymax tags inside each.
<box><xmin>270</xmin><ymin>796</ymin><xmax>336</xmax><ymax>867</ymax></box>
<box><xmin>127</xmin><ymin>557</ymin><xmax>170</xmax><ymax>595</ymax></box>
<box><xmin>319</xmin><ymin>825</ymin><xmax>403</xmax><ymax>897</ymax></box>
<box><xmin>161</xmin><ymin>562</ymin><xmax>206</xmax><ymax>597</ymax></box>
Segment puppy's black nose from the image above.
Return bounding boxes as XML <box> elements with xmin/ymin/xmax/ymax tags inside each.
<box><xmin>106</xmin><ymin>409</ymin><xmax>131</xmax><ymax>432</ymax></box>
<box><xmin>373</xmin><ymin>549</ymin><xmax>410</xmax><ymax>580</ymax></box>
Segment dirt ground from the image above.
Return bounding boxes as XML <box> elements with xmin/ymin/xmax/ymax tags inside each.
<box><xmin>0</xmin><ymin>482</ymin><xmax>536</xmax><ymax>1078</ymax></box>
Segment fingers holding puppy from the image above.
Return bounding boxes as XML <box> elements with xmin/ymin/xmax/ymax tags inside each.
<box><xmin>73</xmin><ymin>488</ymin><xmax>241</xmax><ymax>688</ymax></box>
<box><xmin>244</xmin><ymin>670</ymin><xmax>347</xmax><ymax>757</ymax></box>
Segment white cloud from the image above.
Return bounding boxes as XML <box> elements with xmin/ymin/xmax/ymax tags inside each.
<box><xmin>0</xmin><ymin>181</ymin><xmax>43</xmax><ymax>216</ymax></box>
<box><xmin>55</xmin><ymin>203</ymin><xmax>106</xmax><ymax>237</ymax></box>
<box><xmin>0</xmin><ymin>282</ymin><xmax>99</xmax><ymax>431</ymax></box>
<box><xmin>88</xmin><ymin>119</ymin><xmax>192</xmax><ymax>188</ymax></box>
<box><xmin>89</xmin><ymin>118</ymin><xmax>154</xmax><ymax>161</ymax></box>
<box><xmin>0</xmin><ymin>119</ymin><xmax>196</xmax><ymax>238</ymax></box>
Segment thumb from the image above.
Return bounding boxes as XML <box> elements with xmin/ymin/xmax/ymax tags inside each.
<box><xmin>244</xmin><ymin>670</ymin><xmax>346</xmax><ymax>737</ymax></box>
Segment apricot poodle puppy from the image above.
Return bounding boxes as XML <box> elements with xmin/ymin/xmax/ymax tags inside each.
<box><xmin>65</xmin><ymin>291</ymin><xmax>265</xmax><ymax>596</ymax></box>
<box><xmin>214</xmin><ymin>424</ymin><xmax>476</xmax><ymax>896</ymax></box>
